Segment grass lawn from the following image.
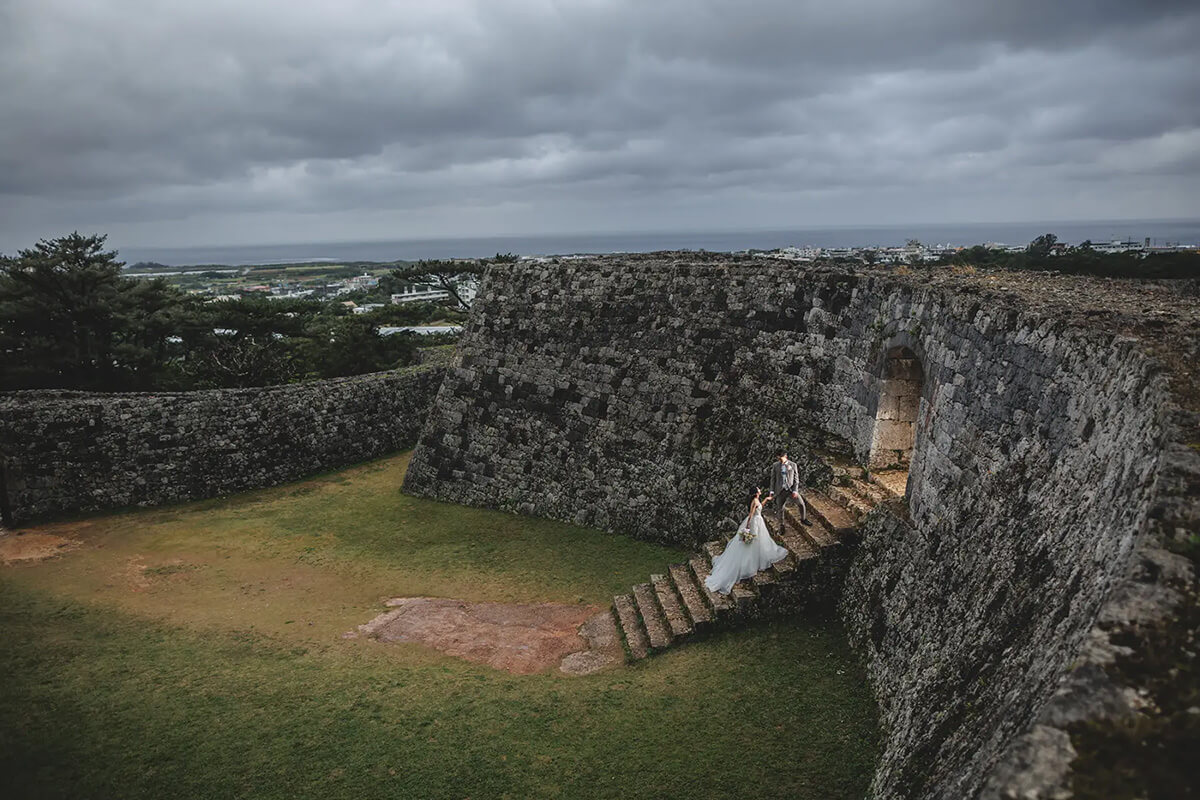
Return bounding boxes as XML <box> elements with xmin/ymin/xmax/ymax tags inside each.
<box><xmin>0</xmin><ymin>452</ymin><xmax>879</xmax><ymax>800</ymax></box>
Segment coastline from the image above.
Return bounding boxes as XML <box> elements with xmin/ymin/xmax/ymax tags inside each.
<box><xmin>110</xmin><ymin>218</ymin><xmax>1200</xmax><ymax>268</ymax></box>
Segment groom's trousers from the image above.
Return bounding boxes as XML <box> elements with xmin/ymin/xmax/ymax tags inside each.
<box><xmin>773</xmin><ymin>490</ymin><xmax>808</xmax><ymax>528</ymax></box>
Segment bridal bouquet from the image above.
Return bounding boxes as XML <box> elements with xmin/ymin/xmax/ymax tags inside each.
<box><xmin>738</xmin><ymin>528</ymin><xmax>756</xmax><ymax>544</ymax></box>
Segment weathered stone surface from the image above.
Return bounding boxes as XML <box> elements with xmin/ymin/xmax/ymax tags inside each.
<box><xmin>0</xmin><ymin>363</ymin><xmax>445</xmax><ymax>524</ymax></box>
<box><xmin>613</xmin><ymin>593</ymin><xmax>649</xmax><ymax>660</ymax></box>
<box><xmin>668</xmin><ymin>562</ymin><xmax>713</xmax><ymax>626</ymax></box>
<box><xmin>559</xmin><ymin>649</ymin><xmax>616</xmax><ymax>676</ymax></box>
<box><xmin>848</xmin><ymin>476</ymin><xmax>890</xmax><ymax>506</ymax></box>
<box><xmin>788</xmin><ymin>508</ymin><xmax>839</xmax><ymax>549</ymax></box>
<box><xmin>730</xmin><ymin>581</ymin><xmax>756</xmax><ymax>608</ymax></box>
<box><xmin>828</xmin><ymin>484</ymin><xmax>872</xmax><ymax>518</ymax></box>
<box><xmin>403</xmin><ymin>255</ymin><xmax>1198</xmax><ymax>799</ymax></box>
<box><xmin>632</xmin><ymin>582</ymin><xmax>671</xmax><ymax>649</ymax></box>
<box><xmin>750</xmin><ymin>567</ymin><xmax>776</xmax><ymax>588</ymax></box>
<box><xmin>578</xmin><ymin>608</ymin><xmax>621</xmax><ymax>651</ymax></box>
<box><xmin>358</xmin><ymin>596</ymin><xmax>600</xmax><ymax>675</ymax></box>
<box><xmin>977</xmin><ymin>725</ymin><xmax>1076</xmax><ymax>800</ymax></box>
<box><xmin>651</xmin><ymin>573</ymin><xmax>693</xmax><ymax>638</ymax></box>
<box><xmin>769</xmin><ymin>551</ymin><xmax>796</xmax><ymax>576</ymax></box>
<box><xmin>806</xmin><ymin>492</ymin><xmax>858</xmax><ymax>535</ymax></box>
<box><xmin>870</xmin><ymin>469</ymin><xmax>909</xmax><ymax>500</ymax></box>
<box><xmin>689</xmin><ymin>555</ymin><xmax>733</xmax><ymax>613</ymax></box>
<box><xmin>775</xmin><ymin>525</ymin><xmax>817</xmax><ymax>565</ymax></box>
<box><xmin>561</xmin><ymin>610</ymin><xmax>623</xmax><ymax>675</ymax></box>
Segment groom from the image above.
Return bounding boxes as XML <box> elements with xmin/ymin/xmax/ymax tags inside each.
<box><xmin>768</xmin><ymin>449</ymin><xmax>811</xmax><ymax>528</ymax></box>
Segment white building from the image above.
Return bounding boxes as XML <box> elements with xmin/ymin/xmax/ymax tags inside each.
<box><xmin>391</xmin><ymin>283</ymin><xmax>452</xmax><ymax>304</ymax></box>
<box><xmin>380</xmin><ymin>325</ymin><xmax>464</xmax><ymax>336</ymax></box>
<box><xmin>774</xmin><ymin>246</ymin><xmax>822</xmax><ymax>261</ymax></box>
<box><xmin>456</xmin><ymin>278</ymin><xmax>480</xmax><ymax>306</ymax></box>
<box><xmin>345</xmin><ymin>273</ymin><xmax>380</xmax><ymax>290</ymax></box>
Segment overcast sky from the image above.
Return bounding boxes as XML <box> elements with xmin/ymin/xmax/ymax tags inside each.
<box><xmin>2</xmin><ymin>0</ymin><xmax>1198</xmax><ymax>250</ymax></box>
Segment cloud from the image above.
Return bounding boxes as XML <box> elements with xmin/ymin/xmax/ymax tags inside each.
<box><xmin>1</xmin><ymin>0</ymin><xmax>1198</xmax><ymax>249</ymax></box>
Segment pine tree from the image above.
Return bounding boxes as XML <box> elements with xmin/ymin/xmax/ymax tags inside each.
<box><xmin>0</xmin><ymin>232</ymin><xmax>182</xmax><ymax>390</ymax></box>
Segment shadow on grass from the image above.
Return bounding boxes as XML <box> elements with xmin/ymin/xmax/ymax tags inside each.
<box><xmin>0</xmin><ymin>582</ymin><xmax>879</xmax><ymax>800</ymax></box>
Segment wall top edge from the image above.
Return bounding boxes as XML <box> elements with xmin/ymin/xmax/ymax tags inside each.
<box><xmin>0</xmin><ymin>361</ymin><xmax>445</xmax><ymax>403</ymax></box>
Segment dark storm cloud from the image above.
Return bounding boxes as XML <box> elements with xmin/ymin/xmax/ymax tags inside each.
<box><xmin>1</xmin><ymin>0</ymin><xmax>1198</xmax><ymax>246</ymax></box>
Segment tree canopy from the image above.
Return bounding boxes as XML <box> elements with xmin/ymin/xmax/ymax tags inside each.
<box><xmin>390</xmin><ymin>252</ymin><xmax>515</xmax><ymax>310</ymax></box>
<box><xmin>938</xmin><ymin>234</ymin><xmax>1198</xmax><ymax>278</ymax></box>
<box><xmin>0</xmin><ymin>233</ymin><xmax>420</xmax><ymax>392</ymax></box>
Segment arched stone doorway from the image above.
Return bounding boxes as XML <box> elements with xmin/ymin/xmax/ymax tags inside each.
<box><xmin>868</xmin><ymin>346</ymin><xmax>924</xmax><ymax>471</ymax></box>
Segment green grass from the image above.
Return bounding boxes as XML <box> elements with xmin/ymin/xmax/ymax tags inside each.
<box><xmin>0</xmin><ymin>452</ymin><xmax>879</xmax><ymax>799</ymax></box>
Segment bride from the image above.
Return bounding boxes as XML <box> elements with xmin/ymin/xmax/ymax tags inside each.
<box><xmin>705</xmin><ymin>487</ymin><xmax>790</xmax><ymax>595</ymax></box>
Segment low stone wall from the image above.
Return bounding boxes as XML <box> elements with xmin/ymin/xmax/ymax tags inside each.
<box><xmin>0</xmin><ymin>362</ymin><xmax>446</xmax><ymax>524</ymax></box>
<box><xmin>405</xmin><ymin>254</ymin><xmax>1197</xmax><ymax>798</ymax></box>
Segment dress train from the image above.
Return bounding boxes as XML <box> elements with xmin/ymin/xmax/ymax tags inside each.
<box><xmin>704</xmin><ymin>508</ymin><xmax>789</xmax><ymax>595</ymax></box>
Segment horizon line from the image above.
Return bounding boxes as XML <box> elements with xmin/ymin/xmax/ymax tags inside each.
<box><xmin>102</xmin><ymin>215</ymin><xmax>1200</xmax><ymax>254</ymax></box>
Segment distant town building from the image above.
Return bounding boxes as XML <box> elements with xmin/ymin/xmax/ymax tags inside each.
<box><xmin>391</xmin><ymin>284</ymin><xmax>451</xmax><ymax>304</ymax></box>
<box><xmin>773</xmin><ymin>246</ymin><xmax>822</xmax><ymax>261</ymax></box>
<box><xmin>345</xmin><ymin>273</ymin><xmax>380</xmax><ymax>290</ymax></box>
<box><xmin>380</xmin><ymin>325</ymin><xmax>464</xmax><ymax>336</ymax></box>
<box><xmin>456</xmin><ymin>278</ymin><xmax>480</xmax><ymax>306</ymax></box>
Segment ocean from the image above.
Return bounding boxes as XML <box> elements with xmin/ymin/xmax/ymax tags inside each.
<box><xmin>114</xmin><ymin>219</ymin><xmax>1200</xmax><ymax>267</ymax></box>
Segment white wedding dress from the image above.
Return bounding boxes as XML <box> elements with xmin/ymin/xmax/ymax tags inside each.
<box><xmin>704</xmin><ymin>503</ymin><xmax>790</xmax><ymax>595</ymax></box>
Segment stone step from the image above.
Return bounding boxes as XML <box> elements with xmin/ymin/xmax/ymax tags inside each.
<box><xmin>633</xmin><ymin>582</ymin><xmax>672</xmax><ymax>650</ymax></box>
<box><xmin>668</xmin><ymin>562</ymin><xmax>713</xmax><ymax>627</ymax></box>
<box><xmin>786</xmin><ymin>505</ymin><xmax>838</xmax><ymax>548</ymax></box>
<box><xmin>700</xmin><ymin>541</ymin><xmax>758</xmax><ymax>605</ymax></box>
<box><xmin>831</xmin><ymin>463</ymin><xmax>868</xmax><ymax>481</ymax></box>
<box><xmin>776</xmin><ymin>524</ymin><xmax>820</xmax><ymax>563</ymax></box>
<box><xmin>651</xmin><ymin>573</ymin><xmax>694</xmax><ymax>639</ymax></box>
<box><xmin>848</xmin><ymin>476</ymin><xmax>890</xmax><ymax>506</ymax></box>
<box><xmin>828</xmin><ymin>484</ymin><xmax>873</xmax><ymax>519</ymax></box>
<box><xmin>730</xmin><ymin>581</ymin><xmax>757</xmax><ymax>611</ymax></box>
<box><xmin>758</xmin><ymin>519</ymin><xmax>798</xmax><ymax>578</ymax></box>
<box><xmin>822</xmin><ymin>451</ymin><xmax>867</xmax><ymax>481</ymax></box>
<box><xmin>689</xmin><ymin>555</ymin><xmax>734</xmax><ymax>613</ymax></box>
<box><xmin>613</xmin><ymin>593</ymin><xmax>649</xmax><ymax>660</ymax></box>
<box><xmin>751</xmin><ymin>566</ymin><xmax>777</xmax><ymax>589</ymax></box>
<box><xmin>805</xmin><ymin>491</ymin><xmax>858</xmax><ymax>536</ymax></box>
<box><xmin>870</xmin><ymin>469</ymin><xmax>909</xmax><ymax>500</ymax></box>
<box><xmin>769</xmin><ymin>551</ymin><xmax>796</xmax><ymax>578</ymax></box>
<box><xmin>702</xmin><ymin>539</ymin><xmax>724</xmax><ymax>565</ymax></box>
<box><xmin>579</xmin><ymin>607</ymin><xmax>622</xmax><ymax>652</ymax></box>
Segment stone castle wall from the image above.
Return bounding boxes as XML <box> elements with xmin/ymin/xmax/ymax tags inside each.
<box><xmin>404</xmin><ymin>262</ymin><xmax>871</xmax><ymax>542</ymax></box>
<box><xmin>405</xmin><ymin>255</ymin><xmax>1195</xmax><ymax>799</ymax></box>
<box><xmin>0</xmin><ymin>362</ymin><xmax>445</xmax><ymax>524</ymax></box>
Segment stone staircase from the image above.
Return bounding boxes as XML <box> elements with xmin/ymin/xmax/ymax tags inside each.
<box><xmin>607</xmin><ymin>463</ymin><xmax>906</xmax><ymax>662</ymax></box>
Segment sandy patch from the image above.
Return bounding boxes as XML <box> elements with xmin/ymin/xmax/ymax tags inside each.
<box><xmin>122</xmin><ymin>556</ymin><xmax>152</xmax><ymax>591</ymax></box>
<box><xmin>353</xmin><ymin>597</ymin><xmax>615</xmax><ymax>675</ymax></box>
<box><xmin>0</xmin><ymin>532</ymin><xmax>79</xmax><ymax>565</ymax></box>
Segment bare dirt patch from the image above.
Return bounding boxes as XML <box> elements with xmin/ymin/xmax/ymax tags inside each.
<box><xmin>0</xmin><ymin>532</ymin><xmax>78</xmax><ymax>565</ymax></box>
<box><xmin>353</xmin><ymin>597</ymin><xmax>614</xmax><ymax>675</ymax></box>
